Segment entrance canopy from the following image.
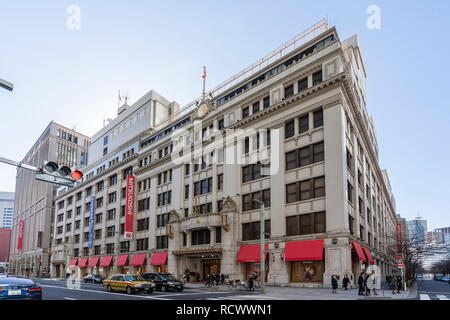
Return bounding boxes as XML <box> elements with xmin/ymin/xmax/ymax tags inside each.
<box><xmin>100</xmin><ymin>256</ymin><xmax>113</xmax><ymax>267</ymax></box>
<box><xmin>284</xmin><ymin>239</ymin><xmax>324</xmax><ymax>261</ymax></box>
<box><xmin>88</xmin><ymin>257</ymin><xmax>100</xmax><ymax>268</ymax></box>
<box><xmin>352</xmin><ymin>241</ymin><xmax>367</xmax><ymax>263</ymax></box>
<box><xmin>116</xmin><ymin>254</ymin><xmax>129</xmax><ymax>267</ymax></box>
<box><xmin>150</xmin><ymin>252</ymin><xmax>168</xmax><ymax>266</ymax></box>
<box><xmin>362</xmin><ymin>247</ymin><xmax>375</xmax><ymax>264</ymax></box>
<box><xmin>130</xmin><ymin>254</ymin><xmax>147</xmax><ymax>266</ymax></box>
<box><xmin>78</xmin><ymin>257</ymin><xmax>88</xmax><ymax>268</ymax></box>
<box><xmin>237</xmin><ymin>244</ymin><xmax>268</xmax><ymax>263</ymax></box>
<box><xmin>68</xmin><ymin>258</ymin><xmax>78</xmax><ymax>267</ymax></box>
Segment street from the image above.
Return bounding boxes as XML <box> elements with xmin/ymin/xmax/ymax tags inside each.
<box><xmin>418</xmin><ymin>280</ymin><xmax>450</xmax><ymax>300</ymax></box>
<box><xmin>33</xmin><ymin>279</ymin><xmax>262</xmax><ymax>301</ymax></box>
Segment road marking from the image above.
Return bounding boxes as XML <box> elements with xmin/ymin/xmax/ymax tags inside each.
<box><xmin>64</xmin><ymin>297</ymin><xmax>77</xmax><ymax>300</ymax></box>
<box><xmin>436</xmin><ymin>295</ymin><xmax>449</xmax><ymax>300</ymax></box>
<box><xmin>420</xmin><ymin>294</ymin><xmax>430</xmax><ymax>300</ymax></box>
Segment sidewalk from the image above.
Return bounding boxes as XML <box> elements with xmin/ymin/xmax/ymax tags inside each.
<box><xmin>184</xmin><ymin>281</ymin><xmax>418</xmax><ymax>300</ymax></box>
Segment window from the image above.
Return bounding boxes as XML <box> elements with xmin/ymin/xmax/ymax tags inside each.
<box><xmin>138</xmin><ymin>198</ymin><xmax>150</xmax><ymax>211</ymax></box>
<box><xmin>156</xmin><ymin>236</ymin><xmax>168</xmax><ymax>249</ymax></box>
<box><xmin>157</xmin><ymin>191</ymin><xmax>172</xmax><ymax>206</ymax></box>
<box><xmin>94</xmin><ymin>245</ymin><xmax>101</xmax><ymax>255</ymax></box>
<box><xmin>121</xmin><ymin>205</ymin><xmax>125</xmax><ymax>217</ymax></box>
<box><xmin>242</xmin><ymin>162</ymin><xmax>267</xmax><ymax>183</ymax></box>
<box><xmin>156</xmin><ymin>214</ymin><xmax>169</xmax><ymax>228</ymax></box>
<box><xmin>193</xmin><ymin>202</ymin><xmax>212</xmax><ymax>215</ymax></box>
<box><xmin>217</xmin><ymin>200</ymin><xmax>223</xmax><ymax>212</ymax></box>
<box><xmin>107</xmin><ymin>226</ymin><xmax>115</xmax><ymax>237</ymax></box>
<box><xmin>284</xmin><ymin>84</ymin><xmax>294</xmax><ymax>98</ymax></box>
<box><xmin>218</xmin><ymin>118</ymin><xmax>225</xmax><ymax>130</ymax></box>
<box><xmin>76</xmin><ymin>192</ymin><xmax>82</xmax><ymax>201</ymax></box>
<box><xmin>242</xmin><ymin>189</ymin><xmax>271</xmax><ymax>212</ymax></box>
<box><xmin>252</xmin><ymin>101</ymin><xmax>260</xmax><ymax>114</ymax></box>
<box><xmin>95</xmin><ymin>213</ymin><xmax>103</xmax><ymax>224</ymax></box>
<box><xmin>103</xmin><ymin>147</ymin><xmax>108</xmax><ymax>156</ymax></box>
<box><xmin>97</xmin><ymin>181</ymin><xmax>104</xmax><ymax>191</ymax></box>
<box><xmin>285</xmin><ymin>120</ymin><xmax>295</xmax><ymax>138</ymax></box>
<box><xmin>299</xmin><ymin>115</ymin><xmax>309</xmax><ymax>134</ymax></box>
<box><xmin>191</xmin><ymin>229</ymin><xmax>211</xmax><ymax>245</ymax></box>
<box><xmin>349</xmin><ymin>215</ymin><xmax>354</xmax><ymax>235</ymax></box>
<box><xmin>312</xmin><ymin>70</ymin><xmax>322</xmax><ymax>85</ymax></box>
<box><xmin>242</xmin><ymin>107</ymin><xmax>250</xmax><ymax>119</ymax></box>
<box><xmin>107</xmin><ymin>209</ymin><xmax>116</xmax><ymax>220</ymax></box>
<box><xmin>263</xmin><ymin>96</ymin><xmax>270</xmax><ymax>109</ymax></box>
<box><xmin>298</xmin><ymin>77</ymin><xmax>308</xmax><ymax>92</ymax></box>
<box><xmin>106</xmin><ymin>243</ymin><xmax>114</xmax><ymax>254</ymax></box>
<box><xmin>217</xmin><ymin>174</ymin><xmax>223</xmax><ymax>190</ymax></box>
<box><xmin>66</xmin><ymin>223</ymin><xmax>71</xmax><ymax>232</ymax></box>
<box><xmin>136</xmin><ymin>238</ymin><xmax>148</xmax><ymax>251</ymax></box>
<box><xmin>242</xmin><ymin>220</ymin><xmax>271</xmax><ymax>241</ymax></box>
<box><xmin>215</xmin><ymin>226</ymin><xmax>222</xmax><ymax>243</ymax></box>
<box><xmin>244</xmin><ymin>137</ymin><xmax>249</xmax><ymax>154</ymax></box>
<box><xmin>313</xmin><ymin>109</ymin><xmax>323</xmax><ymax>128</ymax></box>
<box><xmin>109</xmin><ymin>174</ymin><xmax>117</xmax><ymax>186</ymax></box>
<box><xmin>66</xmin><ymin>210</ymin><xmax>72</xmax><ymax>219</ymax></box>
<box><xmin>185</xmin><ymin>164</ymin><xmax>190</xmax><ymax>176</ymax></box>
<box><xmin>57</xmin><ymin>201</ymin><xmax>64</xmax><ymax>209</ymax></box>
<box><xmin>76</xmin><ymin>206</ymin><xmax>81</xmax><ymax>216</ymax></box>
<box><xmin>194</xmin><ymin>178</ymin><xmax>213</xmax><ymax>196</ymax></box>
<box><xmin>94</xmin><ymin>229</ymin><xmax>102</xmax><ymax>239</ymax></box>
<box><xmin>122</xmin><ymin>167</ymin><xmax>132</xmax><ymax>179</ymax></box>
<box><xmin>285</xmin><ymin>142</ymin><xmax>324</xmax><ymax>171</ymax></box>
<box><xmin>96</xmin><ymin>197</ymin><xmax>103</xmax><ymax>208</ymax></box>
<box><xmin>120</xmin><ymin>241</ymin><xmax>130</xmax><ymax>253</ymax></box>
<box><xmin>104</xmin><ymin>136</ymin><xmax>108</xmax><ymax>145</ymax></box>
<box><xmin>108</xmin><ymin>192</ymin><xmax>117</xmax><ymax>203</ymax></box>
<box><xmin>347</xmin><ymin>181</ymin><xmax>354</xmax><ymax>203</ymax></box>
<box><xmin>185</xmin><ymin>185</ymin><xmax>189</xmax><ymax>199</ymax></box>
<box><xmin>75</xmin><ymin>220</ymin><xmax>80</xmax><ymax>229</ymax></box>
<box><xmin>137</xmin><ymin>218</ymin><xmax>150</xmax><ymax>231</ymax></box>
<box><xmin>285</xmin><ymin>176</ymin><xmax>325</xmax><ymax>203</ymax></box>
<box><xmin>346</xmin><ymin>148</ymin><xmax>353</xmax><ymax>170</ymax></box>
<box><xmin>286</xmin><ymin>212</ymin><xmax>326</xmax><ymax>236</ymax></box>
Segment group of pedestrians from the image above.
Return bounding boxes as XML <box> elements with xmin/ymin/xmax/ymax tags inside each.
<box><xmin>205</xmin><ymin>273</ymin><xmax>225</xmax><ymax>287</ymax></box>
<box><xmin>386</xmin><ymin>274</ymin><xmax>402</xmax><ymax>294</ymax></box>
<box><xmin>357</xmin><ymin>271</ymin><xmax>378</xmax><ymax>296</ymax></box>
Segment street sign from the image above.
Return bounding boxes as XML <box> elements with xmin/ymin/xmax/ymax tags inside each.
<box><xmin>398</xmin><ymin>262</ymin><xmax>403</xmax><ymax>268</ymax></box>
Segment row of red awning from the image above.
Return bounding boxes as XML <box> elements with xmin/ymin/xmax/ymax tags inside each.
<box><xmin>68</xmin><ymin>252</ymin><xmax>168</xmax><ymax>268</ymax></box>
<box><xmin>352</xmin><ymin>241</ymin><xmax>375</xmax><ymax>264</ymax></box>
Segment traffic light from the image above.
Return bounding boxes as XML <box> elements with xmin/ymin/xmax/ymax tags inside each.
<box><xmin>35</xmin><ymin>161</ymin><xmax>83</xmax><ymax>187</ymax></box>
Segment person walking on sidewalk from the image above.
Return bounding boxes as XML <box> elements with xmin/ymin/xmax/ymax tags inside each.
<box><xmin>367</xmin><ymin>271</ymin><xmax>378</xmax><ymax>296</ymax></box>
<box><xmin>358</xmin><ymin>272</ymin><xmax>365</xmax><ymax>295</ymax></box>
<box><xmin>220</xmin><ymin>273</ymin><xmax>225</xmax><ymax>285</ymax></box>
<box><xmin>396</xmin><ymin>275</ymin><xmax>402</xmax><ymax>293</ymax></box>
<box><xmin>248</xmin><ymin>273</ymin><xmax>255</xmax><ymax>292</ymax></box>
<box><xmin>390</xmin><ymin>275</ymin><xmax>397</xmax><ymax>294</ymax></box>
<box><xmin>342</xmin><ymin>274</ymin><xmax>350</xmax><ymax>290</ymax></box>
<box><xmin>331</xmin><ymin>275</ymin><xmax>338</xmax><ymax>294</ymax></box>
<box><xmin>364</xmin><ymin>273</ymin><xmax>370</xmax><ymax>296</ymax></box>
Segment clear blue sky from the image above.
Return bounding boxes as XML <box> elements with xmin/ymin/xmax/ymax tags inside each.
<box><xmin>0</xmin><ymin>0</ymin><xmax>449</xmax><ymax>230</ymax></box>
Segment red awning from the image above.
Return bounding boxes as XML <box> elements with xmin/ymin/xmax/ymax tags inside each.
<box><xmin>78</xmin><ymin>257</ymin><xmax>88</xmax><ymax>268</ymax></box>
<box><xmin>150</xmin><ymin>252</ymin><xmax>168</xmax><ymax>266</ymax></box>
<box><xmin>363</xmin><ymin>247</ymin><xmax>375</xmax><ymax>264</ymax></box>
<box><xmin>284</xmin><ymin>239</ymin><xmax>324</xmax><ymax>261</ymax></box>
<box><xmin>237</xmin><ymin>244</ymin><xmax>268</xmax><ymax>263</ymax></box>
<box><xmin>88</xmin><ymin>256</ymin><xmax>100</xmax><ymax>268</ymax></box>
<box><xmin>100</xmin><ymin>256</ymin><xmax>113</xmax><ymax>267</ymax></box>
<box><xmin>68</xmin><ymin>258</ymin><xmax>78</xmax><ymax>267</ymax></box>
<box><xmin>116</xmin><ymin>254</ymin><xmax>129</xmax><ymax>267</ymax></box>
<box><xmin>352</xmin><ymin>241</ymin><xmax>367</xmax><ymax>263</ymax></box>
<box><xmin>130</xmin><ymin>254</ymin><xmax>147</xmax><ymax>266</ymax></box>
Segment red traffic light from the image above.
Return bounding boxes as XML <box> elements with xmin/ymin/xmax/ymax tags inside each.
<box><xmin>71</xmin><ymin>170</ymin><xmax>83</xmax><ymax>180</ymax></box>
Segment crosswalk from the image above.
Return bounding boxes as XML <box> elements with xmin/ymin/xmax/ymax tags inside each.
<box><xmin>201</xmin><ymin>294</ymin><xmax>285</xmax><ymax>300</ymax></box>
<box><xmin>420</xmin><ymin>294</ymin><xmax>450</xmax><ymax>300</ymax></box>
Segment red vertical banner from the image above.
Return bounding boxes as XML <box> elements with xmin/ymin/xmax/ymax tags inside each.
<box><xmin>124</xmin><ymin>175</ymin><xmax>135</xmax><ymax>239</ymax></box>
<box><xmin>18</xmin><ymin>220</ymin><xmax>24</xmax><ymax>252</ymax></box>
<box><xmin>396</xmin><ymin>223</ymin><xmax>403</xmax><ymax>254</ymax></box>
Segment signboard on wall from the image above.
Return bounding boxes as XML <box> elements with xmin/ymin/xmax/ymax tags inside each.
<box><xmin>88</xmin><ymin>196</ymin><xmax>95</xmax><ymax>249</ymax></box>
<box><xmin>396</xmin><ymin>223</ymin><xmax>403</xmax><ymax>254</ymax></box>
<box><xmin>17</xmin><ymin>220</ymin><xmax>24</xmax><ymax>252</ymax></box>
<box><xmin>124</xmin><ymin>175</ymin><xmax>135</xmax><ymax>239</ymax></box>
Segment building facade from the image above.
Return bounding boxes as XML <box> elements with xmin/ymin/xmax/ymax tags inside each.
<box><xmin>0</xmin><ymin>192</ymin><xmax>14</xmax><ymax>228</ymax></box>
<box><xmin>407</xmin><ymin>217</ymin><xmax>428</xmax><ymax>246</ymax></box>
<box><xmin>52</xmin><ymin>22</ymin><xmax>398</xmax><ymax>287</ymax></box>
<box><xmin>435</xmin><ymin>227</ymin><xmax>450</xmax><ymax>245</ymax></box>
<box><xmin>9</xmin><ymin>121</ymin><xmax>90</xmax><ymax>277</ymax></box>
<box><xmin>0</xmin><ymin>228</ymin><xmax>11</xmax><ymax>265</ymax></box>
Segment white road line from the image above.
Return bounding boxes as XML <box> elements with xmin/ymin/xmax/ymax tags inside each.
<box><xmin>420</xmin><ymin>294</ymin><xmax>430</xmax><ymax>300</ymax></box>
<box><xmin>64</xmin><ymin>297</ymin><xmax>77</xmax><ymax>300</ymax></box>
<box><xmin>436</xmin><ymin>295</ymin><xmax>449</xmax><ymax>300</ymax></box>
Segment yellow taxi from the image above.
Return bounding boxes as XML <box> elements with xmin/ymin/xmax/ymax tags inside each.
<box><xmin>103</xmin><ymin>274</ymin><xmax>156</xmax><ymax>294</ymax></box>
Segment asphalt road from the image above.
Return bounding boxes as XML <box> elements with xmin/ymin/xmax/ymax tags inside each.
<box><xmin>33</xmin><ymin>279</ymin><xmax>251</xmax><ymax>300</ymax></box>
<box><xmin>417</xmin><ymin>279</ymin><xmax>450</xmax><ymax>300</ymax></box>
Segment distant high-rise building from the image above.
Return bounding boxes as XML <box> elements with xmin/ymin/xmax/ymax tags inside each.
<box><xmin>9</xmin><ymin>121</ymin><xmax>90</xmax><ymax>277</ymax></box>
<box><xmin>427</xmin><ymin>231</ymin><xmax>443</xmax><ymax>244</ymax></box>
<box><xmin>407</xmin><ymin>217</ymin><xmax>428</xmax><ymax>246</ymax></box>
<box><xmin>0</xmin><ymin>192</ymin><xmax>14</xmax><ymax>229</ymax></box>
<box><xmin>435</xmin><ymin>227</ymin><xmax>450</xmax><ymax>245</ymax></box>
<box><xmin>0</xmin><ymin>228</ymin><xmax>11</xmax><ymax>264</ymax></box>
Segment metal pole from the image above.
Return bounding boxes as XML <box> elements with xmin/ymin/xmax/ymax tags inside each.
<box><xmin>114</xmin><ymin>231</ymin><xmax>119</xmax><ymax>274</ymax></box>
<box><xmin>260</xmin><ymin>203</ymin><xmax>265</xmax><ymax>294</ymax></box>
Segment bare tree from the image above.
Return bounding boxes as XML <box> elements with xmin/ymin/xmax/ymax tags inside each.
<box><xmin>430</xmin><ymin>259</ymin><xmax>450</xmax><ymax>275</ymax></box>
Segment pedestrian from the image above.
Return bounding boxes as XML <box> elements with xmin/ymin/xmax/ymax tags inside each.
<box><xmin>364</xmin><ymin>273</ymin><xmax>370</xmax><ymax>296</ymax></box>
<box><xmin>342</xmin><ymin>274</ymin><xmax>350</xmax><ymax>290</ymax></box>
<box><xmin>358</xmin><ymin>272</ymin><xmax>365</xmax><ymax>296</ymax></box>
<box><xmin>220</xmin><ymin>273</ymin><xmax>225</xmax><ymax>285</ymax></box>
<box><xmin>205</xmin><ymin>274</ymin><xmax>211</xmax><ymax>287</ymax></box>
<box><xmin>331</xmin><ymin>275</ymin><xmax>338</xmax><ymax>293</ymax></box>
<box><xmin>390</xmin><ymin>275</ymin><xmax>397</xmax><ymax>294</ymax></box>
<box><xmin>396</xmin><ymin>275</ymin><xmax>402</xmax><ymax>293</ymax></box>
<box><xmin>248</xmin><ymin>273</ymin><xmax>254</xmax><ymax>292</ymax></box>
<box><xmin>186</xmin><ymin>273</ymin><xmax>190</xmax><ymax>283</ymax></box>
<box><xmin>367</xmin><ymin>271</ymin><xmax>378</xmax><ymax>296</ymax></box>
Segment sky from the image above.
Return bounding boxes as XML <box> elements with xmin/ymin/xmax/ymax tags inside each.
<box><xmin>0</xmin><ymin>0</ymin><xmax>449</xmax><ymax>231</ymax></box>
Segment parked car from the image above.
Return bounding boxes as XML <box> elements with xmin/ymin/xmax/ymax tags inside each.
<box><xmin>442</xmin><ymin>276</ymin><xmax>450</xmax><ymax>282</ymax></box>
<box><xmin>103</xmin><ymin>274</ymin><xmax>155</xmax><ymax>294</ymax></box>
<box><xmin>434</xmin><ymin>274</ymin><xmax>443</xmax><ymax>281</ymax></box>
<box><xmin>82</xmin><ymin>274</ymin><xmax>105</xmax><ymax>284</ymax></box>
<box><xmin>0</xmin><ymin>276</ymin><xmax>42</xmax><ymax>300</ymax></box>
<box><xmin>142</xmin><ymin>272</ymin><xmax>184</xmax><ymax>292</ymax></box>
<box><xmin>416</xmin><ymin>274</ymin><xmax>423</xmax><ymax>281</ymax></box>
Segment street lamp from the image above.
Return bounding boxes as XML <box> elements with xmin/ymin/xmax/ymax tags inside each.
<box><xmin>253</xmin><ymin>198</ymin><xmax>266</xmax><ymax>294</ymax></box>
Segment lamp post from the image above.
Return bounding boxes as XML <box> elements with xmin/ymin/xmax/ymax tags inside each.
<box><xmin>114</xmin><ymin>231</ymin><xmax>119</xmax><ymax>274</ymax></box>
<box><xmin>253</xmin><ymin>199</ymin><xmax>265</xmax><ymax>294</ymax></box>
